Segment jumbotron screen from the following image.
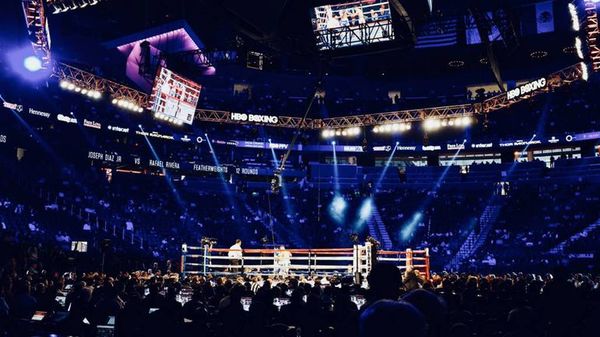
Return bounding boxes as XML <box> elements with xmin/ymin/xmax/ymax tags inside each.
<box><xmin>311</xmin><ymin>0</ymin><xmax>394</xmax><ymax>50</ymax></box>
<box><xmin>150</xmin><ymin>67</ymin><xmax>202</xmax><ymax>125</ymax></box>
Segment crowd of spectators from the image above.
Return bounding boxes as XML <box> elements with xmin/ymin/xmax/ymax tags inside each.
<box><xmin>1</xmin><ymin>234</ymin><xmax>600</xmax><ymax>337</ymax></box>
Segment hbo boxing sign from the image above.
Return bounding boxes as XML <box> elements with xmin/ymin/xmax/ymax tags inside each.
<box><xmin>230</xmin><ymin>112</ymin><xmax>279</xmax><ymax>124</ymax></box>
<box><xmin>507</xmin><ymin>78</ymin><xmax>547</xmax><ymax>100</ymax></box>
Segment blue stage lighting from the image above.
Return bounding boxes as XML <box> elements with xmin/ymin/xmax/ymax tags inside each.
<box><xmin>400</xmin><ymin>212</ymin><xmax>423</xmax><ymax>241</ymax></box>
<box><xmin>331</xmin><ymin>141</ymin><xmax>336</xmax><ymax>145</ymax></box>
<box><xmin>23</xmin><ymin>56</ymin><xmax>42</xmax><ymax>72</ymax></box>
<box><xmin>329</xmin><ymin>194</ymin><xmax>347</xmax><ymax>223</ymax></box>
<box><xmin>359</xmin><ymin>198</ymin><xmax>373</xmax><ymax>221</ymax></box>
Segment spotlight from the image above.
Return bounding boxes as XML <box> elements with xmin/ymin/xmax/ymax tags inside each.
<box><xmin>268</xmin><ymin>138</ymin><xmax>272</xmax><ymax>143</ymax></box>
<box><xmin>111</xmin><ymin>99</ymin><xmax>118</xmax><ymax>104</ymax></box>
<box><xmin>575</xmin><ymin>37</ymin><xmax>584</xmax><ymax>59</ymax></box>
<box><xmin>569</xmin><ymin>3</ymin><xmax>580</xmax><ymax>31</ymax></box>
<box><xmin>74</xmin><ymin>87</ymin><xmax>81</xmax><ymax>93</ymax></box>
<box><xmin>331</xmin><ymin>141</ymin><xmax>336</xmax><ymax>145</ymax></box>
<box><xmin>81</xmin><ymin>89</ymin><xmax>88</xmax><ymax>95</ymax></box>
<box><xmin>448</xmin><ymin>120</ymin><xmax>455</xmax><ymax>126</ymax></box>
<box><xmin>335</xmin><ymin>130</ymin><xmax>341</xmax><ymax>136</ymax></box>
<box><xmin>23</xmin><ymin>56</ymin><xmax>42</xmax><ymax>72</ymax></box>
<box><xmin>396</xmin><ymin>141</ymin><xmax>400</xmax><ymax>145</ymax></box>
<box><xmin>581</xmin><ymin>62</ymin><xmax>589</xmax><ymax>81</ymax></box>
<box><xmin>373</xmin><ymin>126</ymin><xmax>380</xmax><ymax>133</ymax></box>
<box><xmin>59</xmin><ymin>80</ymin><xmax>69</xmax><ymax>89</ymax></box>
<box><xmin>461</xmin><ymin>116</ymin><xmax>472</xmax><ymax>126</ymax></box>
<box><xmin>441</xmin><ymin>120</ymin><xmax>448</xmax><ymax>127</ymax></box>
<box><xmin>67</xmin><ymin>83</ymin><xmax>76</xmax><ymax>91</ymax></box>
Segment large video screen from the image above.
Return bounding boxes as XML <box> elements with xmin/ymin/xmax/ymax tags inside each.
<box><xmin>311</xmin><ymin>0</ymin><xmax>394</xmax><ymax>50</ymax></box>
<box><xmin>150</xmin><ymin>67</ymin><xmax>202</xmax><ymax>125</ymax></box>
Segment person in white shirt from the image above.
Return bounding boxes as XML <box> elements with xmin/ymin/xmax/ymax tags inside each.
<box><xmin>228</xmin><ymin>239</ymin><xmax>243</xmax><ymax>272</ymax></box>
<box><xmin>274</xmin><ymin>245</ymin><xmax>292</xmax><ymax>275</ymax></box>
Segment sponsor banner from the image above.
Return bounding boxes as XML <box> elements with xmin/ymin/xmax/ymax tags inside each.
<box><xmin>2</xmin><ymin>101</ymin><xmax>23</xmax><ymax>112</ymax></box>
<box><xmin>230</xmin><ymin>112</ymin><xmax>279</xmax><ymax>124</ymax></box>
<box><xmin>573</xmin><ymin>131</ymin><xmax>600</xmax><ymax>142</ymax></box>
<box><xmin>87</xmin><ymin>151</ymin><xmax>122</xmax><ymax>163</ymax></box>
<box><xmin>499</xmin><ymin>139</ymin><xmax>542</xmax><ymax>147</ymax></box>
<box><xmin>372</xmin><ymin>145</ymin><xmax>393</xmax><ymax>152</ymax></box>
<box><xmin>422</xmin><ymin>145</ymin><xmax>442</xmax><ymax>151</ymax></box>
<box><xmin>446</xmin><ymin>143</ymin><xmax>466</xmax><ymax>151</ymax></box>
<box><xmin>547</xmin><ymin>136</ymin><xmax>560</xmax><ymax>144</ymax></box>
<box><xmin>57</xmin><ymin>114</ymin><xmax>78</xmax><ymax>124</ymax></box>
<box><xmin>107</xmin><ymin>125</ymin><xmax>130</xmax><ymax>133</ymax></box>
<box><xmin>28</xmin><ymin>108</ymin><xmax>51</xmax><ymax>118</ymax></box>
<box><xmin>179</xmin><ymin>134</ymin><xmax>192</xmax><ymax>143</ymax></box>
<box><xmin>507</xmin><ymin>78</ymin><xmax>547</xmax><ymax>100</ymax></box>
<box><xmin>135</xmin><ymin>130</ymin><xmax>174</xmax><ymax>141</ymax></box>
<box><xmin>83</xmin><ymin>119</ymin><xmax>102</xmax><ymax>130</ymax></box>
<box><xmin>471</xmin><ymin>142</ymin><xmax>493</xmax><ymax>149</ymax></box>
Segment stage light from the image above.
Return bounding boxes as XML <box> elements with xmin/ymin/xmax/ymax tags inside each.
<box><xmin>329</xmin><ymin>195</ymin><xmax>347</xmax><ymax>224</ymax></box>
<box><xmin>396</xmin><ymin>141</ymin><xmax>400</xmax><ymax>145</ymax></box>
<box><xmin>74</xmin><ymin>87</ymin><xmax>81</xmax><ymax>93</ymax></box>
<box><xmin>575</xmin><ymin>37</ymin><xmax>584</xmax><ymax>59</ymax></box>
<box><xmin>569</xmin><ymin>3</ymin><xmax>580</xmax><ymax>31</ymax></box>
<box><xmin>59</xmin><ymin>80</ymin><xmax>68</xmax><ymax>89</ymax></box>
<box><xmin>581</xmin><ymin>62</ymin><xmax>589</xmax><ymax>81</ymax></box>
<box><xmin>81</xmin><ymin>89</ymin><xmax>88</xmax><ymax>95</ymax></box>
<box><xmin>67</xmin><ymin>83</ymin><xmax>76</xmax><ymax>91</ymax></box>
<box><xmin>268</xmin><ymin>138</ymin><xmax>272</xmax><ymax>142</ymax></box>
<box><xmin>441</xmin><ymin>120</ymin><xmax>448</xmax><ymax>127</ymax></box>
<box><xmin>461</xmin><ymin>116</ymin><xmax>472</xmax><ymax>126</ymax></box>
<box><xmin>23</xmin><ymin>56</ymin><xmax>42</xmax><ymax>72</ymax></box>
<box><xmin>331</xmin><ymin>141</ymin><xmax>336</xmax><ymax>145</ymax></box>
<box><xmin>373</xmin><ymin>126</ymin><xmax>380</xmax><ymax>133</ymax></box>
<box><xmin>359</xmin><ymin>198</ymin><xmax>373</xmax><ymax>221</ymax></box>
<box><xmin>448</xmin><ymin>120</ymin><xmax>455</xmax><ymax>126</ymax></box>
<box><xmin>400</xmin><ymin>212</ymin><xmax>423</xmax><ymax>241</ymax></box>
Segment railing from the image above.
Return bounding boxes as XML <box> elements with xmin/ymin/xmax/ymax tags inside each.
<box><xmin>181</xmin><ymin>244</ymin><xmax>430</xmax><ymax>280</ymax></box>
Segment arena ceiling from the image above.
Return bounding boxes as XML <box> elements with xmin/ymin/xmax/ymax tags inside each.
<box><xmin>0</xmin><ymin>0</ymin><xmax>582</xmax><ymax>82</ymax></box>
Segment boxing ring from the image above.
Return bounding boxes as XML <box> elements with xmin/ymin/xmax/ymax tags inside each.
<box><xmin>181</xmin><ymin>243</ymin><xmax>430</xmax><ymax>280</ymax></box>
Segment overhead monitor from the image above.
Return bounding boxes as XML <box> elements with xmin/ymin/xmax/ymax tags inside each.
<box><xmin>150</xmin><ymin>67</ymin><xmax>202</xmax><ymax>125</ymax></box>
<box><xmin>311</xmin><ymin>0</ymin><xmax>394</xmax><ymax>50</ymax></box>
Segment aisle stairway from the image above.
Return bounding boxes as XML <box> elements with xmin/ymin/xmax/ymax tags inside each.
<box><xmin>368</xmin><ymin>207</ymin><xmax>393</xmax><ymax>250</ymax></box>
<box><xmin>548</xmin><ymin>219</ymin><xmax>600</xmax><ymax>254</ymax></box>
<box><xmin>444</xmin><ymin>201</ymin><xmax>502</xmax><ymax>270</ymax></box>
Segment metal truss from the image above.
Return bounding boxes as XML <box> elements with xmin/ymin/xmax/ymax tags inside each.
<box><xmin>47</xmin><ymin>0</ymin><xmax>104</xmax><ymax>14</ymax></box>
<box><xmin>314</xmin><ymin>104</ymin><xmax>479</xmax><ymax>129</ymax></box>
<box><xmin>584</xmin><ymin>0</ymin><xmax>600</xmax><ymax>72</ymax></box>
<box><xmin>22</xmin><ymin>0</ymin><xmax>51</xmax><ymax>68</ymax></box>
<box><xmin>195</xmin><ymin>109</ymin><xmax>310</xmax><ymax>129</ymax></box>
<box><xmin>51</xmin><ymin>61</ymin><xmax>585</xmax><ymax>129</ymax></box>
<box><xmin>316</xmin><ymin>20</ymin><xmax>394</xmax><ymax>50</ymax></box>
<box><xmin>53</xmin><ymin>63</ymin><xmax>149</xmax><ymax>106</ymax></box>
<box><xmin>481</xmin><ymin>63</ymin><xmax>585</xmax><ymax>113</ymax></box>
